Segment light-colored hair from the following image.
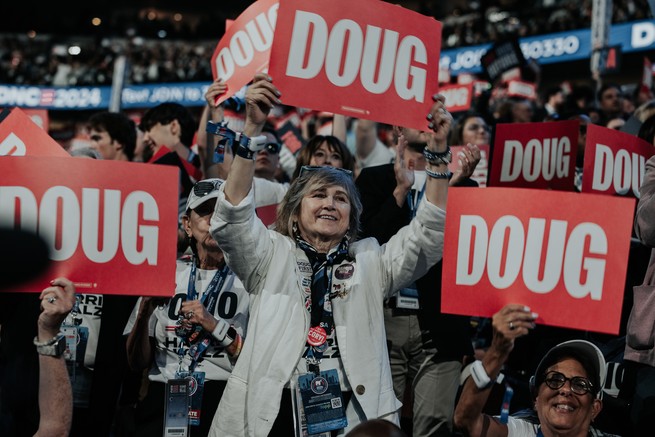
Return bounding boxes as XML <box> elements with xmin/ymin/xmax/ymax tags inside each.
<box><xmin>275</xmin><ymin>167</ymin><xmax>362</xmax><ymax>243</ymax></box>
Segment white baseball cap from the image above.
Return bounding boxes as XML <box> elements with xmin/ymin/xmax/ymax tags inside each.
<box><xmin>185</xmin><ymin>178</ymin><xmax>224</xmax><ymax>211</ymax></box>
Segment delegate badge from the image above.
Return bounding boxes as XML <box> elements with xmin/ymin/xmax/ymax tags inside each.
<box><xmin>297</xmin><ymin>369</ymin><xmax>347</xmax><ymax>434</ymax></box>
<box><xmin>307</xmin><ymin>326</ymin><xmax>327</xmax><ymax>347</ymax></box>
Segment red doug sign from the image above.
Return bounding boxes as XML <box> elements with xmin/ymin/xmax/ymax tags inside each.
<box><xmin>0</xmin><ymin>107</ymin><xmax>68</xmax><ymax>157</ymax></box>
<box><xmin>0</xmin><ymin>157</ymin><xmax>178</xmax><ymax>296</ymax></box>
<box><xmin>442</xmin><ymin>187</ymin><xmax>634</xmax><ymax>334</ymax></box>
<box><xmin>582</xmin><ymin>124</ymin><xmax>655</xmax><ymax>197</ymax></box>
<box><xmin>211</xmin><ymin>0</ymin><xmax>279</xmax><ymax>104</ymax></box>
<box><xmin>268</xmin><ymin>0</ymin><xmax>441</xmax><ymax>131</ymax></box>
<box><xmin>489</xmin><ymin>120</ymin><xmax>578</xmax><ymax>190</ymax></box>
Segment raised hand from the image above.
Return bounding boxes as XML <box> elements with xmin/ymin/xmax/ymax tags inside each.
<box><xmin>245</xmin><ymin>73</ymin><xmax>281</xmax><ymax>129</ymax></box>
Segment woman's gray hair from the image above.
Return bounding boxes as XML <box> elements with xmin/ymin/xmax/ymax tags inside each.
<box><xmin>275</xmin><ymin>167</ymin><xmax>362</xmax><ymax>243</ymax></box>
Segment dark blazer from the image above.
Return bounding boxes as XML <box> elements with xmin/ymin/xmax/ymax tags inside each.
<box><xmin>355</xmin><ymin>163</ymin><xmax>476</xmax><ymax>362</ymax></box>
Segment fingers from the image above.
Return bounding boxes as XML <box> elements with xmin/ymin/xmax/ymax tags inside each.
<box><xmin>426</xmin><ymin>93</ymin><xmax>452</xmax><ymax>137</ymax></box>
<box><xmin>180</xmin><ymin>300</ymin><xmax>209</xmax><ymax>325</ymax></box>
<box><xmin>40</xmin><ymin>278</ymin><xmax>76</xmax><ymax>312</ymax></box>
<box><xmin>206</xmin><ymin>79</ymin><xmax>228</xmax><ymax>106</ymax></box>
<box><xmin>247</xmin><ymin>75</ymin><xmax>281</xmax><ymax>105</ymax></box>
<box><xmin>493</xmin><ymin>304</ymin><xmax>538</xmax><ymax>338</ymax></box>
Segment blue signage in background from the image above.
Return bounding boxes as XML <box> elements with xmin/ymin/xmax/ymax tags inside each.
<box><xmin>441</xmin><ymin>19</ymin><xmax>655</xmax><ymax>75</ymax></box>
<box><xmin>0</xmin><ymin>83</ymin><xmax>210</xmax><ymax>110</ymax></box>
<box><xmin>0</xmin><ymin>20</ymin><xmax>653</xmax><ymax>110</ymax></box>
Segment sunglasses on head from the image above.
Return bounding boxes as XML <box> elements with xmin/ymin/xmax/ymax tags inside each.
<box><xmin>298</xmin><ymin>165</ymin><xmax>353</xmax><ymax>179</ymax></box>
<box><xmin>193</xmin><ymin>180</ymin><xmax>222</xmax><ymax>197</ymax></box>
<box><xmin>543</xmin><ymin>371</ymin><xmax>594</xmax><ymax>396</ymax></box>
<box><xmin>261</xmin><ymin>142</ymin><xmax>281</xmax><ymax>154</ymax></box>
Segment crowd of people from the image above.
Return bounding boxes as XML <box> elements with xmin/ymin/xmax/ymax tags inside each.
<box><xmin>2</xmin><ymin>2</ymin><xmax>655</xmax><ymax>436</ymax></box>
<box><xmin>1</xmin><ymin>62</ymin><xmax>655</xmax><ymax>436</ymax></box>
<box><xmin>1</xmin><ymin>0</ymin><xmax>652</xmax><ymax>87</ymax></box>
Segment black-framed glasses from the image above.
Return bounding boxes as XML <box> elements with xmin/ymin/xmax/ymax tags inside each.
<box><xmin>193</xmin><ymin>179</ymin><xmax>222</xmax><ymax>197</ymax></box>
<box><xmin>298</xmin><ymin>165</ymin><xmax>353</xmax><ymax>178</ymax></box>
<box><xmin>543</xmin><ymin>371</ymin><xmax>594</xmax><ymax>395</ymax></box>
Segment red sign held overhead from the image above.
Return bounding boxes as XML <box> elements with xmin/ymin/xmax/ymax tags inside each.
<box><xmin>582</xmin><ymin>124</ymin><xmax>655</xmax><ymax>198</ymax></box>
<box><xmin>440</xmin><ymin>84</ymin><xmax>473</xmax><ymax>114</ymax></box>
<box><xmin>268</xmin><ymin>0</ymin><xmax>442</xmax><ymax>131</ymax></box>
<box><xmin>442</xmin><ymin>187</ymin><xmax>634</xmax><ymax>335</ymax></box>
<box><xmin>489</xmin><ymin>120</ymin><xmax>578</xmax><ymax>191</ymax></box>
<box><xmin>0</xmin><ymin>156</ymin><xmax>178</xmax><ymax>296</ymax></box>
<box><xmin>211</xmin><ymin>0</ymin><xmax>279</xmax><ymax>105</ymax></box>
<box><xmin>0</xmin><ymin>107</ymin><xmax>68</xmax><ymax>157</ymax></box>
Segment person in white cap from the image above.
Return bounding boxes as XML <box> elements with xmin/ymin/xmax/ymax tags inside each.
<box><xmin>453</xmin><ymin>303</ymin><xmax>619</xmax><ymax>437</ymax></box>
<box><xmin>124</xmin><ymin>178</ymin><xmax>250</xmax><ymax>437</ymax></box>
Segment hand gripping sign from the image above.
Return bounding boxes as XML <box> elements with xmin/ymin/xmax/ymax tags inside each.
<box><xmin>441</xmin><ymin>187</ymin><xmax>634</xmax><ymax>335</ymax></box>
<box><xmin>489</xmin><ymin>120</ymin><xmax>578</xmax><ymax>190</ymax></box>
<box><xmin>0</xmin><ymin>156</ymin><xmax>178</xmax><ymax>296</ymax></box>
<box><xmin>0</xmin><ymin>107</ymin><xmax>68</xmax><ymax>157</ymax></box>
<box><xmin>268</xmin><ymin>0</ymin><xmax>442</xmax><ymax>131</ymax></box>
<box><xmin>211</xmin><ymin>0</ymin><xmax>279</xmax><ymax>105</ymax></box>
<box><xmin>582</xmin><ymin>123</ymin><xmax>655</xmax><ymax>198</ymax></box>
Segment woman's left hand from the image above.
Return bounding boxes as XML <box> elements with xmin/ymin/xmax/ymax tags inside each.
<box><xmin>450</xmin><ymin>143</ymin><xmax>482</xmax><ymax>185</ymax></box>
<box><xmin>180</xmin><ymin>300</ymin><xmax>218</xmax><ymax>333</ymax></box>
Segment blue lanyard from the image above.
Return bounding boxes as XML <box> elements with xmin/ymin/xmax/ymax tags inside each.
<box><xmin>177</xmin><ymin>260</ymin><xmax>230</xmax><ymax>371</ymax></box>
<box><xmin>406</xmin><ymin>183</ymin><xmax>426</xmax><ymax>218</ymax></box>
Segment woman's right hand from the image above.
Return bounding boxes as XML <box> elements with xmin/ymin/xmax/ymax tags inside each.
<box><xmin>490</xmin><ymin>303</ymin><xmax>538</xmax><ymax>356</ymax></box>
<box><xmin>245</xmin><ymin>73</ymin><xmax>280</xmax><ymax>129</ymax></box>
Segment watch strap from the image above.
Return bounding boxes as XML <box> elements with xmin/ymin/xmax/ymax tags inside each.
<box><xmin>33</xmin><ymin>333</ymin><xmax>66</xmax><ymax>357</ymax></box>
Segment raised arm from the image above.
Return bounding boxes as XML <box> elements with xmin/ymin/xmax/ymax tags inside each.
<box><xmin>34</xmin><ymin>278</ymin><xmax>76</xmax><ymax>437</ymax></box>
<box><xmin>635</xmin><ymin>155</ymin><xmax>655</xmax><ymax>246</ymax></box>
<box><xmin>332</xmin><ymin>113</ymin><xmax>348</xmax><ymax>144</ymax></box>
<box><xmin>423</xmin><ymin>94</ymin><xmax>453</xmax><ymax>210</ymax></box>
<box><xmin>125</xmin><ymin>297</ymin><xmax>158</xmax><ymax>371</ymax></box>
<box><xmin>223</xmin><ymin>73</ymin><xmax>280</xmax><ymax>206</ymax></box>
<box><xmin>197</xmin><ymin>78</ymin><xmax>228</xmax><ymax>179</ymax></box>
<box><xmin>453</xmin><ymin>304</ymin><xmax>537</xmax><ymax>437</ymax></box>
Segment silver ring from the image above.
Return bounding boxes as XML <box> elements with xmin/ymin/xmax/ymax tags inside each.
<box><xmin>185</xmin><ymin>311</ymin><xmax>194</xmax><ymax>320</ymax></box>
<box><xmin>47</xmin><ymin>296</ymin><xmax>57</xmax><ymax>304</ymax></box>
<box><xmin>509</xmin><ymin>321</ymin><xmax>515</xmax><ymax>330</ymax></box>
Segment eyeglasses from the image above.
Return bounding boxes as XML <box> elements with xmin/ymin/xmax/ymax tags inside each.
<box><xmin>298</xmin><ymin>165</ymin><xmax>353</xmax><ymax>178</ymax></box>
<box><xmin>260</xmin><ymin>142</ymin><xmax>281</xmax><ymax>155</ymax></box>
<box><xmin>543</xmin><ymin>371</ymin><xmax>594</xmax><ymax>396</ymax></box>
<box><xmin>193</xmin><ymin>179</ymin><xmax>222</xmax><ymax>197</ymax></box>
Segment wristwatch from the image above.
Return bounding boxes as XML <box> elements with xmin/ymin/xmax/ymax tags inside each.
<box><xmin>212</xmin><ymin>319</ymin><xmax>238</xmax><ymax>347</ymax></box>
<box><xmin>33</xmin><ymin>333</ymin><xmax>66</xmax><ymax>357</ymax></box>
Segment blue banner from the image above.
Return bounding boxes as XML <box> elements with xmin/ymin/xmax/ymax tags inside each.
<box><xmin>0</xmin><ymin>82</ymin><xmax>210</xmax><ymax>110</ymax></box>
<box><xmin>440</xmin><ymin>19</ymin><xmax>655</xmax><ymax>75</ymax></box>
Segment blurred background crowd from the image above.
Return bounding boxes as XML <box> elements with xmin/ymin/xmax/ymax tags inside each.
<box><xmin>0</xmin><ymin>0</ymin><xmax>651</xmax><ymax>87</ymax></box>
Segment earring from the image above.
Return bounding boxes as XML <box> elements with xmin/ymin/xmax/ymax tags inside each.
<box><xmin>292</xmin><ymin>221</ymin><xmax>298</xmax><ymax>235</ymax></box>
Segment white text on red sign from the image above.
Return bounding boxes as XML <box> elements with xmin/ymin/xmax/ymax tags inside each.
<box><xmin>0</xmin><ymin>186</ymin><xmax>160</xmax><ymax>265</ymax></box>
<box><xmin>591</xmin><ymin>144</ymin><xmax>645</xmax><ymax>198</ymax></box>
<box><xmin>500</xmin><ymin>137</ymin><xmax>571</xmax><ymax>182</ymax></box>
<box><xmin>214</xmin><ymin>3</ymin><xmax>279</xmax><ymax>80</ymax></box>
<box><xmin>286</xmin><ymin>11</ymin><xmax>428</xmax><ymax>102</ymax></box>
<box><xmin>456</xmin><ymin>215</ymin><xmax>607</xmax><ymax>299</ymax></box>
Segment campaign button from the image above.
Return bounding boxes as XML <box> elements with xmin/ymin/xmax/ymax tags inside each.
<box><xmin>307</xmin><ymin>326</ymin><xmax>327</xmax><ymax>346</ymax></box>
<box><xmin>335</xmin><ymin>263</ymin><xmax>354</xmax><ymax>280</ymax></box>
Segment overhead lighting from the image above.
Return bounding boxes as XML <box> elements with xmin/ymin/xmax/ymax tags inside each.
<box><xmin>92</xmin><ymin>17</ymin><xmax>102</xmax><ymax>27</ymax></box>
<box><xmin>68</xmin><ymin>45</ymin><xmax>82</xmax><ymax>56</ymax></box>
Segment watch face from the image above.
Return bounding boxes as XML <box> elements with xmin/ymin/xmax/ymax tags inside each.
<box><xmin>54</xmin><ymin>336</ymin><xmax>66</xmax><ymax>357</ymax></box>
